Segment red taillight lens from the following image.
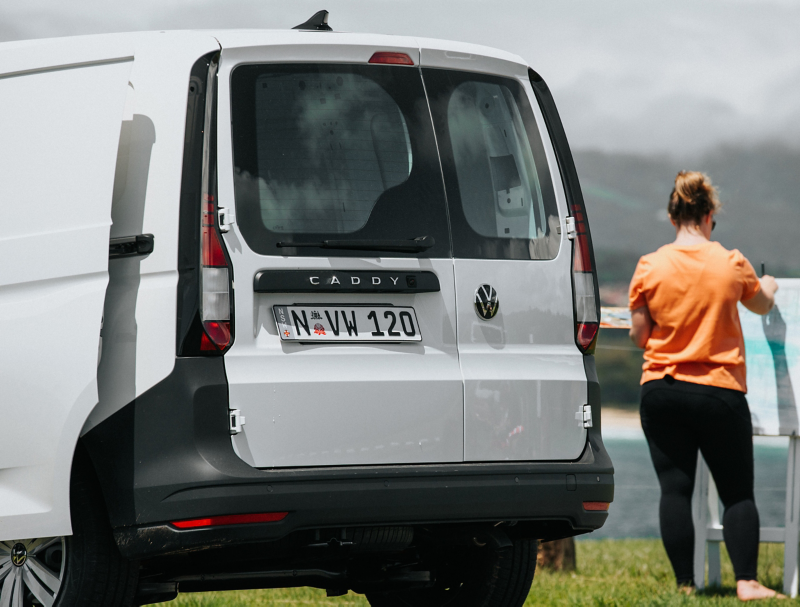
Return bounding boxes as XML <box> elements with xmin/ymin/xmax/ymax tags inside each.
<box><xmin>572</xmin><ymin>209</ymin><xmax>593</xmax><ymax>273</ymax></box>
<box><xmin>369</xmin><ymin>52</ymin><xmax>414</xmax><ymax>66</ymax></box>
<box><xmin>172</xmin><ymin>511</ymin><xmax>288</xmax><ymax>529</ymax></box>
<box><xmin>583</xmin><ymin>502</ymin><xmax>610</xmax><ymax>511</ymax></box>
<box><xmin>577</xmin><ymin>322</ymin><xmax>599</xmax><ymax>351</ymax></box>
<box><xmin>201</xmin><ymin>321</ymin><xmax>231</xmax><ymax>351</ymax></box>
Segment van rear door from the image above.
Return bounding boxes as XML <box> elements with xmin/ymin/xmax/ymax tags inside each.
<box><xmin>421</xmin><ymin>48</ymin><xmax>588</xmax><ymax>461</ymax></box>
<box><xmin>216</xmin><ymin>39</ymin><xmax>463</xmax><ymax>468</ymax></box>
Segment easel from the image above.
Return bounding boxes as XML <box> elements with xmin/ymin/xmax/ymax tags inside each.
<box><xmin>693</xmin><ymin>436</ymin><xmax>800</xmax><ymax>595</ymax></box>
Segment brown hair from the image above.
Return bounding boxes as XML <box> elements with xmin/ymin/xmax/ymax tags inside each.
<box><xmin>668</xmin><ymin>171</ymin><xmax>721</xmax><ymax>227</ymax></box>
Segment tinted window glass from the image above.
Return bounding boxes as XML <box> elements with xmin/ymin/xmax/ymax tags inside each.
<box><xmin>423</xmin><ymin>69</ymin><xmax>560</xmax><ymax>260</ymax></box>
<box><xmin>231</xmin><ymin>64</ymin><xmax>450</xmax><ymax>258</ymax></box>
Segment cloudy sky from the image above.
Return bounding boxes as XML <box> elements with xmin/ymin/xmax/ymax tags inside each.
<box><xmin>3</xmin><ymin>0</ymin><xmax>798</xmax><ymax>155</ymax></box>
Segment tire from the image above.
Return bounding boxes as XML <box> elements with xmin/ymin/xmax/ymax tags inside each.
<box><xmin>0</xmin><ymin>447</ymin><xmax>139</xmax><ymax>606</ymax></box>
<box><xmin>56</xmin><ymin>446</ymin><xmax>139</xmax><ymax>606</ymax></box>
<box><xmin>367</xmin><ymin>538</ymin><xmax>537</xmax><ymax>607</ymax></box>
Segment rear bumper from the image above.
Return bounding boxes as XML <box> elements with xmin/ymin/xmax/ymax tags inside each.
<box><xmin>84</xmin><ymin>357</ymin><xmax>614</xmax><ymax>561</ymax></box>
<box><xmin>114</xmin><ymin>455</ymin><xmax>612</xmax><ymax>560</ymax></box>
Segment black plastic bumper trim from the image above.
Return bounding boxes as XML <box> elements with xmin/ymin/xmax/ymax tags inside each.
<box><xmin>114</xmin><ymin>464</ymin><xmax>611</xmax><ymax>559</ymax></box>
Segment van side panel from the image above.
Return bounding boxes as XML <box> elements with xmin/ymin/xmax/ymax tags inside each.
<box><xmin>87</xmin><ymin>34</ymin><xmax>221</xmax><ymax>434</ymax></box>
<box><xmin>0</xmin><ymin>52</ymin><xmax>133</xmax><ymax>541</ymax></box>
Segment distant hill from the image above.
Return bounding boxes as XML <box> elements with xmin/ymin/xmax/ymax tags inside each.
<box><xmin>574</xmin><ymin>143</ymin><xmax>800</xmax><ymax>302</ymax></box>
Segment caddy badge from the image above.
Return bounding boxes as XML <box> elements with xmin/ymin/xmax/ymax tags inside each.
<box><xmin>474</xmin><ymin>284</ymin><xmax>499</xmax><ymax>320</ymax></box>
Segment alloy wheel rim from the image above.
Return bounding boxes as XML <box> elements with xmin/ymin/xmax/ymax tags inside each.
<box><xmin>0</xmin><ymin>537</ymin><xmax>65</xmax><ymax>606</ymax></box>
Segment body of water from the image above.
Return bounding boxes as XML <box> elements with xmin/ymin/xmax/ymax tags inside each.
<box><xmin>589</xmin><ymin>427</ymin><xmax>789</xmax><ymax>539</ymax></box>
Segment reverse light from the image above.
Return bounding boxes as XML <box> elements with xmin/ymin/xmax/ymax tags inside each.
<box><xmin>369</xmin><ymin>52</ymin><xmax>414</xmax><ymax>66</ymax></box>
<box><xmin>583</xmin><ymin>502</ymin><xmax>610</xmax><ymax>512</ymax></box>
<box><xmin>172</xmin><ymin>512</ymin><xmax>288</xmax><ymax>529</ymax></box>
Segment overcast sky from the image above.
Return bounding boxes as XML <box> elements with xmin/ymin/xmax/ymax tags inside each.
<box><xmin>2</xmin><ymin>0</ymin><xmax>798</xmax><ymax>155</ymax></box>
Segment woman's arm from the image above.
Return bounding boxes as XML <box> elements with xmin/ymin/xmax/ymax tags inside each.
<box><xmin>630</xmin><ymin>306</ymin><xmax>653</xmax><ymax>349</ymax></box>
<box><xmin>742</xmin><ymin>275</ymin><xmax>778</xmax><ymax>315</ymax></box>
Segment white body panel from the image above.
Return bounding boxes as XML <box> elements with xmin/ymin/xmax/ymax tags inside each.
<box><xmin>455</xmin><ymin>260</ymin><xmax>587</xmax><ymax>461</ymax></box>
<box><xmin>215</xmin><ymin>37</ymin><xmax>465</xmax><ymax>468</ymax></box>
<box><xmin>0</xmin><ymin>32</ymin><xmax>220</xmax><ymax>541</ymax></box>
<box><xmin>223</xmin><ymin>259</ymin><xmax>463</xmax><ymax>468</ymax></box>
<box><xmin>420</xmin><ymin>45</ymin><xmax>588</xmax><ymax>461</ymax></box>
<box><xmin>0</xmin><ymin>41</ymin><xmax>133</xmax><ymax>541</ymax></box>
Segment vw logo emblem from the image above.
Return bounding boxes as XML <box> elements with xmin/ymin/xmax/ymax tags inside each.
<box><xmin>474</xmin><ymin>284</ymin><xmax>499</xmax><ymax>320</ymax></box>
<box><xmin>10</xmin><ymin>543</ymin><xmax>27</xmax><ymax>567</ymax></box>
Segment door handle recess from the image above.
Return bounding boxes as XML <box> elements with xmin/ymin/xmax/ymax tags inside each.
<box><xmin>109</xmin><ymin>234</ymin><xmax>155</xmax><ymax>259</ymax></box>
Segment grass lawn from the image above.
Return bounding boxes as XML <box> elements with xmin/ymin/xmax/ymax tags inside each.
<box><xmin>154</xmin><ymin>539</ymin><xmax>789</xmax><ymax>606</ymax></box>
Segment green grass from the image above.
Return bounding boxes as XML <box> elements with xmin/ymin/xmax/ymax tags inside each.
<box><xmin>153</xmin><ymin>539</ymin><xmax>790</xmax><ymax>606</ymax></box>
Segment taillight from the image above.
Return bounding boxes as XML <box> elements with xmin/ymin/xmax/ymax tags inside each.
<box><xmin>199</xmin><ymin>195</ymin><xmax>232</xmax><ymax>351</ymax></box>
<box><xmin>526</xmin><ymin>67</ymin><xmax>600</xmax><ymax>356</ymax></box>
<box><xmin>199</xmin><ymin>196</ymin><xmax>233</xmax><ymax>352</ymax></box>
<box><xmin>368</xmin><ymin>52</ymin><xmax>415</xmax><ymax>66</ymax></box>
<box><xmin>568</xmin><ymin>203</ymin><xmax>599</xmax><ymax>354</ymax></box>
<box><xmin>176</xmin><ymin>52</ymin><xmax>234</xmax><ymax>357</ymax></box>
<box><xmin>196</xmin><ymin>55</ymin><xmax>234</xmax><ymax>355</ymax></box>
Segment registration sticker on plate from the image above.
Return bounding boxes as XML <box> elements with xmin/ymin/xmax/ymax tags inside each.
<box><xmin>273</xmin><ymin>305</ymin><xmax>422</xmax><ymax>342</ymax></box>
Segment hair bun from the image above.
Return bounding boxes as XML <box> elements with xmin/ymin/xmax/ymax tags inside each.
<box><xmin>668</xmin><ymin>171</ymin><xmax>721</xmax><ymax>226</ymax></box>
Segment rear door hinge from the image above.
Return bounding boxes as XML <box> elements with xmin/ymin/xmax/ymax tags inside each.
<box><xmin>565</xmin><ymin>216</ymin><xmax>577</xmax><ymax>240</ymax></box>
<box><xmin>229</xmin><ymin>409</ymin><xmax>246</xmax><ymax>434</ymax></box>
<box><xmin>576</xmin><ymin>405</ymin><xmax>592</xmax><ymax>428</ymax></box>
<box><xmin>218</xmin><ymin>206</ymin><xmax>236</xmax><ymax>233</ymax></box>
<box><xmin>582</xmin><ymin>404</ymin><xmax>593</xmax><ymax>428</ymax></box>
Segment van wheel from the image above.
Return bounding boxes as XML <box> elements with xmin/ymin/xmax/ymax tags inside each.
<box><xmin>0</xmin><ymin>536</ymin><xmax>66</xmax><ymax>606</ymax></box>
<box><xmin>366</xmin><ymin>538</ymin><xmax>537</xmax><ymax>607</ymax></box>
<box><xmin>0</xmin><ymin>448</ymin><xmax>139</xmax><ymax>606</ymax></box>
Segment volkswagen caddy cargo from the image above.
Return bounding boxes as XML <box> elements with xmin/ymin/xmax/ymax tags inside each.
<box><xmin>0</xmin><ymin>13</ymin><xmax>613</xmax><ymax>606</ymax></box>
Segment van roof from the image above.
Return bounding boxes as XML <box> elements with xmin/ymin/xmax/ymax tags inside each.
<box><xmin>0</xmin><ymin>30</ymin><xmax>528</xmax><ymax>78</ymax></box>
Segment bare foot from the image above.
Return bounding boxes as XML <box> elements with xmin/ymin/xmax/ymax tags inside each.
<box><xmin>677</xmin><ymin>584</ymin><xmax>695</xmax><ymax>596</ymax></box>
<box><xmin>736</xmin><ymin>579</ymin><xmax>787</xmax><ymax>601</ymax></box>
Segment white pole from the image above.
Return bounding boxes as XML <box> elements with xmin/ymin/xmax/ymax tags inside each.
<box><xmin>707</xmin><ymin>474</ymin><xmax>722</xmax><ymax>587</ymax></box>
<box><xmin>784</xmin><ymin>436</ymin><xmax>800</xmax><ymax>597</ymax></box>
<box><xmin>693</xmin><ymin>453</ymin><xmax>710</xmax><ymax>589</ymax></box>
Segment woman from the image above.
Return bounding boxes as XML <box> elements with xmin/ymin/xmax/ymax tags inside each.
<box><xmin>629</xmin><ymin>171</ymin><xmax>781</xmax><ymax>600</ymax></box>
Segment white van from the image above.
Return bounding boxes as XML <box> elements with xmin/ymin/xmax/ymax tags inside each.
<box><xmin>0</xmin><ymin>12</ymin><xmax>612</xmax><ymax>606</ymax></box>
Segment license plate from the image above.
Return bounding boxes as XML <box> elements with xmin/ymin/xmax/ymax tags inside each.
<box><xmin>273</xmin><ymin>305</ymin><xmax>422</xmax><ymax>342</ymax></box>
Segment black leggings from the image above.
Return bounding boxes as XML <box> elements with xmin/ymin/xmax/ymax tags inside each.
<box><xmin>640</xmin><ymin>377</ymin><xmax>759</xmax><ymax>585</ymax></box>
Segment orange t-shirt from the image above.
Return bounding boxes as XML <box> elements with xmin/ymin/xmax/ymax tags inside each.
<box><xmin>628</xmin><ymin>241</ymin><xmax>761</xmax><ymax>392</ymax></box>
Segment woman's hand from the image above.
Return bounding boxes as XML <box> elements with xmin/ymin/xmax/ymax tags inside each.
<box><xmin>742</xmin><ymin>275</ymin><xmax>778</xmax><ymax>315</ymax></box>
<box><xmin>761</xmin><ymin>275</ymin><xmax>779</xmax><ymax>299</ymax></box>
<box><xmin>630</xmin><ymin>306</ymin><xmax>653</xmax><ymax>349</ymax></box>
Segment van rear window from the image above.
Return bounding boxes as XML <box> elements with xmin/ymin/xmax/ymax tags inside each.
<box><xmin>423</xmin><ymin>70</ymin><xmax>560</xmax><ymax>260</ymax></box>
<box><xmin>231</xmin><ymin>64</ymin><xmax>450</xmax><ymax>258</ymax></box>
